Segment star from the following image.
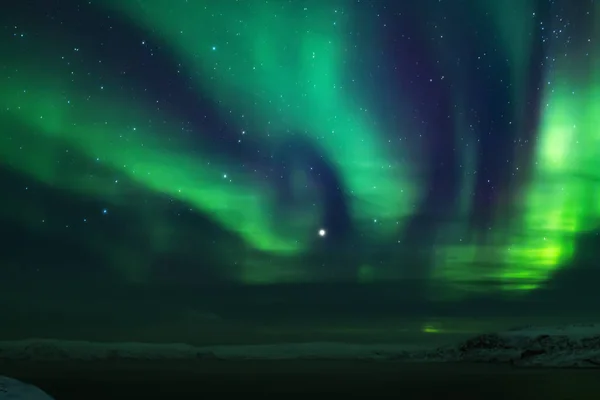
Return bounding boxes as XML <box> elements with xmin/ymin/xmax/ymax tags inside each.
<box><xmin>318</xmin><ymin>229</ymin><xmax>326</xmax><ymax>237</ymax></box>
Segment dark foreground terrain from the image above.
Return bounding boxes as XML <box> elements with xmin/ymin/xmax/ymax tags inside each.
<box><xmin>1</xmin><ymin>360</ymin><xmax>599</xmax><ymax>399</ymax></box>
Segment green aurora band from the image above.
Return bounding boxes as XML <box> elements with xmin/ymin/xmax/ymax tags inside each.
<box><xmin>433</xmin><ymin>2</ymin><xmax>600</xmax><ymax>296</ymax></box>
<box><xmin>105</xmin><ymin>0</ymin><xmax>423</xmax><ymax>237</ymax></box>
<box><xmin>0</xmin><ymin>0</ymin><xmax>598</xmax><ymax>290</ymax></box>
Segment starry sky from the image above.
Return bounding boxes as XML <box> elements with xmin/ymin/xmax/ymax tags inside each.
<box><xmin>1</xmin><ymin>0</ymin><xmax>599</xmax><ymax>304</ymax></box>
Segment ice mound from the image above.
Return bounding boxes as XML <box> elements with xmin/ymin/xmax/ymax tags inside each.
<box><xmin>0</xmin><ymin>376</ymin><xmax>55</xmax><ymax>400</ymax></box>
<box><xmin>425</xmin><ymin>323</ymin><xmax>600</xmax><ymax>367</ymax></box>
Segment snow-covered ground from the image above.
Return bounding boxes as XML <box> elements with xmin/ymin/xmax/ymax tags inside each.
<box><xmin>0</xmin><ymin>323</ymin><xmax>599</xmax><ymax>368</ymax></box>
<box><xmin>421</xmin><ymin>323</ymin><xmax>600</xmax><ymax>368</ymax></box>
<box><xmin>0</xmin><ymin>376</ymin><xmax>55</xmax><ymax>399</ymax></box>
<box><xmin>0</xmin><ymin>339</ymin><xmax>419</xmax><ymax>361</ymax></box>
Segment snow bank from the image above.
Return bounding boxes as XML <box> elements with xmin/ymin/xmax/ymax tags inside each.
<box><xmin>0</xmin><ymin>376</ymin><xmax>55</xmax><ymax>400</ymax></box>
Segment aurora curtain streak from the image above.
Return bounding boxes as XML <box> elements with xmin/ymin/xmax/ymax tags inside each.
<box><xmin>0</xmin><ymin>0</ymin><xmax>598</xmax><ymax>295</ymax></box>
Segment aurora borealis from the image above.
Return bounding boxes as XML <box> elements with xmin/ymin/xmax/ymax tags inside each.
<box><xmin>1</xmin><ymin>0</ymin><xmax>599</xmax><ymax>298</ymax></box>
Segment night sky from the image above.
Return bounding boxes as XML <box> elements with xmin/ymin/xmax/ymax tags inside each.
<box><xmin>1</xmin><ymin>0</ymin><xmax>599</xmax><ymax>307</ymax></box>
